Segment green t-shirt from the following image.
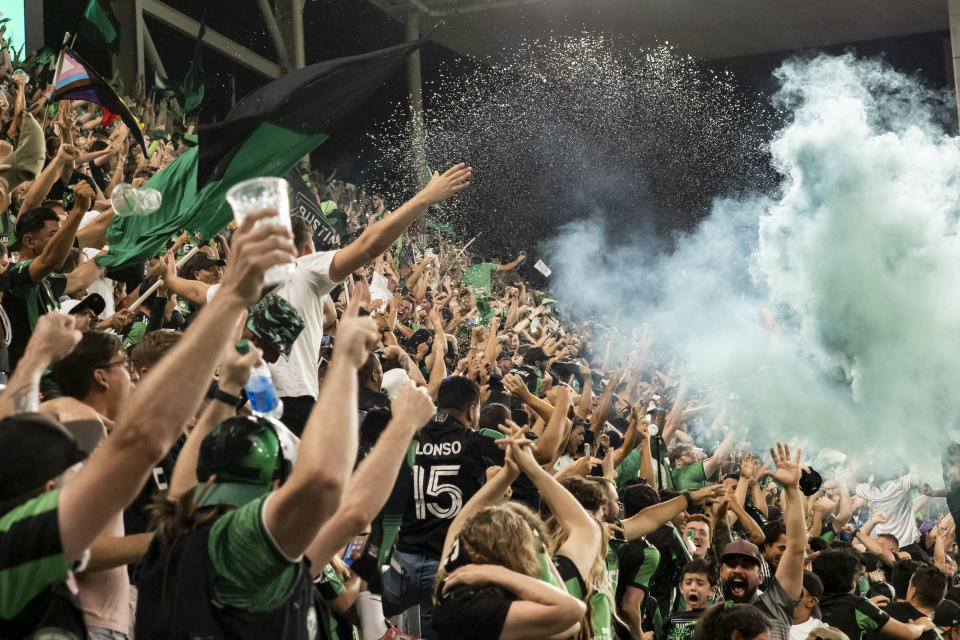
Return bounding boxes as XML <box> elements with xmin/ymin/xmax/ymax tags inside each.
<box><xmin>0</xmin><ymin>489</ymin><xmax>69</xmax><ymax>621</ymax></box>
<box><xmin>122</xmin><ymin>320</ymin><xmax>148</xmax><ymax>349</ymax></box>
<box><xmin>461</xmin><ymin>263</ymin><xmax>498</xmax><ymax>298</ymax></box>
<box><xmin>2</xmin><ymin>259</ymin><xmax>67</xmax><ymax>369</ymax></box>
<box><xmin>670</xmin><ymin>461</ymin><xmax>707</xmax><ymax>492</ymax></box>
<box><xmin>207</xmin><ymin>494</ymin><xmax>302</xmax><ymax>611</ymax></box>
<box><xmin>616</xmin><ymin>449</ymin><xmax>643</xmax><ymax>489</ymax></box>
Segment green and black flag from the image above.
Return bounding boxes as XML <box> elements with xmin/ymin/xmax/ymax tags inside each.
<box><xmin>78</xmin><ymin>0</ymin><xmax>119</xmax><ymax>49</ymax></box>
<box><xmin>97</xmin><ymin>40</ymin><xmax>422</xmax><ymax>270</ymax></box>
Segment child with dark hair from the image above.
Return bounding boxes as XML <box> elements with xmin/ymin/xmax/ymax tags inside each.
<box><xmin>660</xmin><ymin>558</ymin><xmax>718</xmax><ymax>639</ymax></box>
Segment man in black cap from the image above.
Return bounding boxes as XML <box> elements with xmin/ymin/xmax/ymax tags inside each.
<box><xmin>60</xmin><ymin>293</ymin><xmax>106</xmax><ymax>331</ymax></box>
<box><xmin>792</xmin><ymin>571</ymin><xmax>825</xmax><ymax>639</ymax></box>
<box><xmin>2</xmin><ymin>181</ymin><xmax>103</xmax><ymax>370</ymax></box>
<box><xmin>715</xmin><ymin>443</ymin><xmax>807</xmax><ymax>640</ymax></box>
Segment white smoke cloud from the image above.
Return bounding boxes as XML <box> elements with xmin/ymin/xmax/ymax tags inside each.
<box><xmin>549</xmin><ymin>53</ymin><xmax>960</xmax><ymax>472</ymax></box>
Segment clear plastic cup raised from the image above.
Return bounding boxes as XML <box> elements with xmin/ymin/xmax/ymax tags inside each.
<box><xmin>225</xmin><ymin>177</ymin><xmax>296</xmax><ymax>287</ymax></box>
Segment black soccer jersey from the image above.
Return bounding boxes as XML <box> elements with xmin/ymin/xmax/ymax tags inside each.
<box><xmin>394</xmin><ymin>414</ymin><xmax>505</xmax><ymax>559</ymax></box>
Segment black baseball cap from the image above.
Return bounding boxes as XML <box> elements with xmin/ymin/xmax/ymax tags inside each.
<box><xmin>0</xmin><ymin>413</ymin><xmax>85</xmax><ymax>502</ymax></box>
<box><xmin>802</xmin><ymin>571</ymin><xmax>824</xmax><ymax>600</ymax></box>
<box><xmin>9</xmin><ymin>207</ymin><xmax>59</xmax><ymax>252</ymax></box>
<box><xmin>62</xmin><ymin>293</ymin><xmax>106</xmax><ymax>317</ymax></box>
<box><xmin>935</xmin><ymin>599</ymin><xmax>960</xmax><ymax>631</ymax></box>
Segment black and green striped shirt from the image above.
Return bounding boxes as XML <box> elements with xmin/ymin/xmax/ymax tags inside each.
<box><xmin>0</xmin><ymin>489</ymin><xmax>70</xmax><ymax>621</ymax></box>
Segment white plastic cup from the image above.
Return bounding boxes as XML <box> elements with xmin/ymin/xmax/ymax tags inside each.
<box><xmin>226</xmin><ymin>177</ymin><xmax>295</xmax><ymax>287</ymax></box>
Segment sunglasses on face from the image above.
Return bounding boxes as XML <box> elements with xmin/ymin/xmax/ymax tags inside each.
<box><xmin>723</xmin><ymin>558</ymin><xmax>758</xmax><ymax>570</ymax></box>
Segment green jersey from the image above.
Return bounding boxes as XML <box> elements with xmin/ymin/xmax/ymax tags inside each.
<box><xmin>670</xmin><ymin>461</ymin><xmax>707</xmax><ymax>491</ymax></box>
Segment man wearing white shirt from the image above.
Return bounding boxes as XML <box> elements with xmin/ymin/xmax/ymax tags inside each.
<box><xmin>269</xmin><ymin>164</ymin><xmax>472</xmax><ymax>434</ymax></box>
<box><xmin>791</xmin><ymin>572</ymin><xmax>824</xmax><ymax>640</ymax></box>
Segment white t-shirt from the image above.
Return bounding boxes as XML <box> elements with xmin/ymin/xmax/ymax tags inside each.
<box><xmin>789</xmin><ymin>616</ymin><xmax>822</xmax><ymax>640</ymax></box>
<box><xmin>856</xmin><ymin>475</ymin><xmax>916</xmax><ymax>547</ymax></box>
<box><xmin>267</xmin><ymin>250</ymin><xmax>341</xmax><ymax>399</ymax></box>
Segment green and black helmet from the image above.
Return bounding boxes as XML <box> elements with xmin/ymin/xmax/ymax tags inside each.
<box><xmin>194</xmin><ymin>415</ymin><xmax>298</xmax><ymax>508</ymax></box>
<box><xmin>246</xmin><ymin>294</ymin><xmax>305</xmax><ymax>361</ymax></box>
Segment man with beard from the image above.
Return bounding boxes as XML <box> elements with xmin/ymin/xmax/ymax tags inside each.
<box><xmin>715</xmin><ymin>442</ymin><xmax>806</xmax><ymax>640</ymax></box>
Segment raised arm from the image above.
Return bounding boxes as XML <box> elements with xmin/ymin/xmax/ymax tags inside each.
<box><xmin>442</xmin><ymin>564</ymin><xmax>586</xmax><ymax>640</ymax></box>
<box><xmin>589</xmin><ymin>372</ymin><xmax>620</xmax><ymax>440</ymax></box>
<box><xmin>57</xmin><ymin>209</ymin><xmax>295</xmax><ymax>561</ymax></box>
<box><xmin>845</xmin><ymin>520</ymin><xmax>896</xmax><ymax>566</ymax></box>
<box><xmin>167</xmin><ymin>328</ymin><xmax>259</xmax><ymax>498</ymax></box>
<box><xmin>531</xmin><ymin>386</ymin><xmax>572</xmax><ymax>465</ymax></box>
<box><xmin>503</xmin><ymin>372</ymin><xmax>555</xmax><ymax>424</ymax></box>
<box><xmin>329</xmin><ymin>165</ymin><xmax>471</xmax><ymax>283</ymax></box>
<box><xmin>726</xmin><ymin>496</ymin><xmax>766</xmax><ymax>545</ymax></box>
<box><xmin>576</xmin><ymin>364</ymin><xmax>593</xmax><ymax>420</ymax></box>
<box><xmin>621</xmin><ymin>486</ymin><xmax>723</xmax><ymax>541</ymax></box>
<box><xmin>770</xmin><ymin>442</ymin><xmax>805</xmax><ymax>600</ymax></box>
<box><xmin>64</xmin><ymin>255</ymin><xmax>106</xmax><ymax>295</ymax></box>
<box><xmin>610</xmin><ymin>410</ymin><xmax>639</xmax><ymax>470</ymax></box>
<box><xmin>703</xmin><ymin>429</ymin><xmax>736</xmax><ymax>479</ymax></box>
<box><xmin>426</xmin><ymin>311</ymin><xmax>448</xmax><ymax>401</ymax></box>
<box><xmin>306</xmin><ymin>384</ymin><xmax>435</xmax><ymax>574</ymax></box>
<box><xmin>512</xmin><ymin>440</ymin><xmax>600</xmax><ymax>580</ymax></box>
<box><xmin>497</xmin><ymin>253</ymin><xmax>524</xmax><ymax>272</ymax></box>
<box><xmin>27</xmin><ymin>181</ymin><xmax>93</xmax><ymax>283</ymax></box>
<box><xmin>0</xmin><ymin>313</ymin><xmax>82</xmax><ymax>418</ymax></box>
<box><xmin>262</xmin><ymin>297</ymin><xmax>377</xmax><ymax>560</ymax></box>
<box><xmin>660</xmin><ymin>380</ymin><xmax>686</xmax><ymax>444</ymax></box>
<box><xmin>441</xmin><ymin>452</ymin><xmax>520</xmax><ymax>562</ymax></box>
<box><xmin>19</xmin><ymin>143</ymin><xmax>74</xmax><ymax>216</ymax></box>
<box><xmin>159</xmin><ymin>252</ymin><xmax>210</xmax><ymax>306</ymax></box>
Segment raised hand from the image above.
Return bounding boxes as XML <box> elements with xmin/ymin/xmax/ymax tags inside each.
<box><xmin>419</xmin><ymin>163</ymin><xmax>472</xmax><ymax>205</ymax></box>
<box><xmin>769</xmin><ymin>441</ymin><xmax>802</xmax><ymax>488</ymax></box>
<box><xmin>334</xmin><ymin>293</ymin><xmax>379</xmax><ymax>369</ymax></box>
<box><xmin>813</xmin><ymin>496</ymin><xmax>836</xmax><ymax>514</ymax></box>
<box><xmin>502</xmin><ymin>373</ymin><xmax>529</xmax><ymax>399</ymax></box>
<box><xmin>689</xmin><ymin>484</ymin><xmax>726</xmax><ymax>505</ymax></box>
<box><xmin>739</xmin><ymin>452</ymin><xmax>758</xmax><ymax>481</ymax></box>
<box><xmin>390</xmin><ymin>384</ymin><xmax>435</xmax><ymax>432</ymax></box>
<box><xmin>217</xmin><ymin>208</ymin><xmax>296</xmax><ymax>308</ymax></box>
<box><xmin>28</xmin><ymin>313</ymin><xmax>82</xmax><ymax>364</ymax></box>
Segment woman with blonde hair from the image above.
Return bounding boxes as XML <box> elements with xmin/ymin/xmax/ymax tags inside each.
<box><xmin>433</xmin><ymin>438</ymin><xmax>586</xmax><ymax>640</ymax></box>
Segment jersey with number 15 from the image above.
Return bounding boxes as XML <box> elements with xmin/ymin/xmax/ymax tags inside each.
<box><xmin>394</xmin><ymin>413</ymin><xmax>505</xmax><ymax>560</ymax></box>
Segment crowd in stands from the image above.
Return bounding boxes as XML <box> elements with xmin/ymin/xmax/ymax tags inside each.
<box><xmin>3</xmin><ymin>26</ymin><xmax>960</xmax><ymax>640</ymax></box>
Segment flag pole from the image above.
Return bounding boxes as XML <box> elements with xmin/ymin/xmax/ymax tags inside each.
<box><xmin>43</xmin><ymin>33</ymin><xmax>72</xmax><ymax>133</ymax></box>
<box><xmin>126</xmin><ymin>245</ymin><xmax>202</xmax><ymax>311</ymax></box>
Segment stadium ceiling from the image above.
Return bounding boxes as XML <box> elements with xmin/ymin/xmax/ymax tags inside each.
<box><xmin>365</xmin><ymin>0</ymin><xmax>948</xmax><ymax>61</ymax></box>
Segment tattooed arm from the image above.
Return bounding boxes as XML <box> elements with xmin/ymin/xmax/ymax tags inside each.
<box><xmin>0</xmin><ymin>314</ymin><xmax>82</xmax><ymax>418</ymax></box>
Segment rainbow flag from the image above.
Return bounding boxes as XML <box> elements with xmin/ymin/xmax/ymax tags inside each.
<box><xmin>51</xmin><ymin>47</ymin><xmax>147</xmax><ymax>154</ymax></box>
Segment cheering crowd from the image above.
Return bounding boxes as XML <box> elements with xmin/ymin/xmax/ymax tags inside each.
<box><xmin>3</xmin><ymin>27</ymin><xmax>960</xmax><ymax>640</ymax></box>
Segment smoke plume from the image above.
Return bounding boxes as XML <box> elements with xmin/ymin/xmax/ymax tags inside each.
<box><xmin>550</xmin><ymin>53</ymin><xmax>960</xmax><ymax>471</ymax></box>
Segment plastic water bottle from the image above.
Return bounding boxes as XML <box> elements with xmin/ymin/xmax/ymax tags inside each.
<box><xmin>237</xmin><ymin>340</ymin><xmax>284</xmax><ymax>419</ymax></box>
<box><xmin>111</xmin><ymin>183</ymin><xmax>162</xmax><ymax>217</ymax></box>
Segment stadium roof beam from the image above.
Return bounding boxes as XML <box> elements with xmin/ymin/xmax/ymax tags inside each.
<box><xmin>140</xmin><ymin>0</ymin><xmax>282</xmax><ymax>78</ymax></box>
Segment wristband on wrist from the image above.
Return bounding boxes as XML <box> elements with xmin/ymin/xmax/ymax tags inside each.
<box><xmin>682</xmin><ymin>491</ymin><xmax>693</xmax><ymax>508</ymax></box>
<box><xmin>209</xmin><ymin>384</ymin><xmax>244</xmax><ymax>409</ymax></box>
